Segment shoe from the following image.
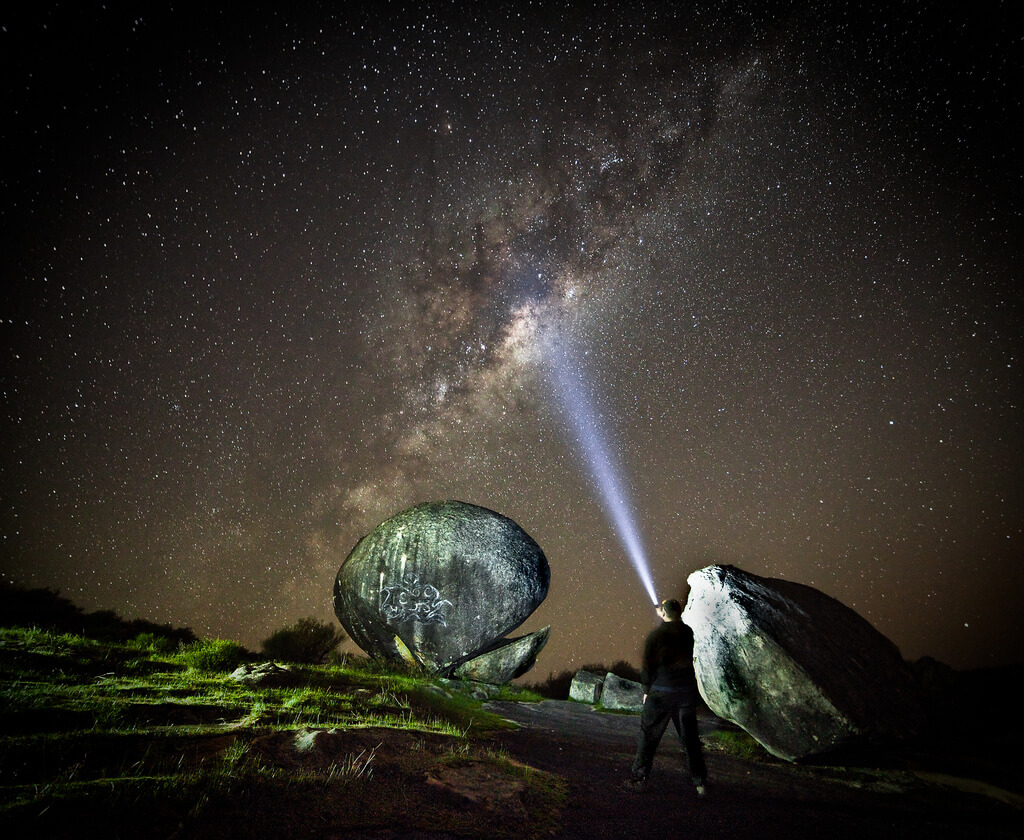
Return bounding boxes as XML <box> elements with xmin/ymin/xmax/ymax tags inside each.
<box><xmin>622</xmin><ymin>777</ymin><xmax>647</xmax><ymax>793</ymax></box>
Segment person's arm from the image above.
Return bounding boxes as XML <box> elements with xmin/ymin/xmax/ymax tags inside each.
<box><xmin>639</xmin><ymin>629</ymin><xmax>658</xmax><ymax>694</ymax></box>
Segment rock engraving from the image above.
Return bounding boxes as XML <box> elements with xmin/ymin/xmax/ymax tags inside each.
<box><xmin>379</xmin><ymin>574</ymin><xmax>453</xmax><ymax>625</ymax></box>
<box><xmin>334</xmin><ymin>500</ymin><xmax>550</xmax><ymax>678</ymax></box>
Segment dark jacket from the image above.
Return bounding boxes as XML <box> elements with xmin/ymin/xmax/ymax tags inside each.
<box><xmin>640</xmin><ymin>619</ymin><xmax>698</xmax><ymax>694</ymax></box>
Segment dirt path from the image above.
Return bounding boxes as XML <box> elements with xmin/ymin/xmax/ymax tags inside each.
<box><xmin>484</xmin><ymin>700</ymin><xmax>1020</xmax><ymax>840</ymax></box>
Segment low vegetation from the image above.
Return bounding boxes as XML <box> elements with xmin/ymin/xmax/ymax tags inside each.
<box><xmin>0</xmin><ymin>620</ymin><xmax>565</xmax><ymax>838</ymax></box>
<box><xmin>260</xmin><ymin>616</ymin><xmax>347</xmax><ymax>665</ymax></box>
<box><xmin>704</xmin><ymin>727</ymin><xmax>775</xmax><ymax>761</ymax></box>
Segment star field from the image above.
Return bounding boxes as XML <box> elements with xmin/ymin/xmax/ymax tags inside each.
<box><xmin>2</xmin><ymin>2</ymin><xmax>1020</xmax><ymax>673</ymax></box>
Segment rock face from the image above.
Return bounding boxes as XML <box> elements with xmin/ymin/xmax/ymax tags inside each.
<box><xmin>683</xmin><ymin>565</ymin><xmax>923</xmax><ymax>761</ymax></box>
<box><xmin>334</xmin><ymin>500</ymin><xmax>550</xmax><ymax>680</ymax></box>
<box><xmin>600</xmin><ymin>673</ymin><xmax>645</xmax><ymax>712</ymax></box>
<box><xmin>452</xmin><ymin>627</ymin><xmax>551</xmax><ymax>683</ymax></box>
<box><xmin>569</xmin><ymin>670</ymin><xmax>605</xmax><ymax>704</ymax></box>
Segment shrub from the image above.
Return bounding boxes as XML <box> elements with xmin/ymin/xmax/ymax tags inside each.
<box><xmin>176</xmin><ymin>638</ymin><xmax>249</xmax><ymax>671</ymax></box>
<box><xmin>261</xmin><ymin>617</ymin><xmax>347</xmax><ymax>665</ymax></box>
<box><xmin>130</xmin><ymin>632</ymin><xmax>179</xmax><ymax>654</ymax></box>
<box><xmin>605</xmin><ymin>659</ymin><xmax>642</xmax><ymax>682</ymax></box>
<box><xmin>525</xmin><ymin>669</ymin><xmax>575</xmax><ymax>700</ymax></box>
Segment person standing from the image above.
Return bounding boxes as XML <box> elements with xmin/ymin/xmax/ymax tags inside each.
<box><xmin>625</xmin><ymin>597</ymin><xmax>708</xmax><ymax>797</ymax></box>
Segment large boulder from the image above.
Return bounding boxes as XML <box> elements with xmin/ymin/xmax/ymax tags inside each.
<box><xmin>683</xmin><ymin>565</ymin><xmax>923</xmax><ymax>761</ymax></box>
<box><xmin>334</xmin><ymin>500</ymin><xmax>550</xmax><ymax>679</ymax></box>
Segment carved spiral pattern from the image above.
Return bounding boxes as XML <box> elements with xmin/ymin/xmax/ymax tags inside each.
<box><xmin>379</xmin><ymin>573</ymin><xmax>454</xmax><ymax>625</ymax></box>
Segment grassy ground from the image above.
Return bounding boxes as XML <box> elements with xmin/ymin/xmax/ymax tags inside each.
<box><xmin>0</xmin><ymin>626</ymin><xmax>565</xmax><ymax>838</ymax></box>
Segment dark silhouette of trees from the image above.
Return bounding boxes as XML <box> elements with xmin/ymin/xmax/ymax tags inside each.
<box><xmin>526</xmin><ymin>668</ymin><xmax>575</xmax><ymax>699</ymax></box>
<box><xmin>524</xmin><ymin>659</ymin><xmax>642</xmax><ymax>699</ymax></box>
<box><xmin>606</xmin><ymin>659</ymin><xmax>642</xmax><ymax>682</ymax></box>
<box><xmin>0</xmin><ymin>581</ymin><xmax>195</xmax><ymax>647</ymax></box>
<box><xmin>260</xmin><ymin>616</ymin><xmax>347</xmax><ymax>665</ymax></box>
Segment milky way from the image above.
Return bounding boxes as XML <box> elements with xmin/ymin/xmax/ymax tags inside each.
<box><xmin>2</xmin><ymin>3</ymin><xmax>1020</xmax><ymax>673</ymax></box>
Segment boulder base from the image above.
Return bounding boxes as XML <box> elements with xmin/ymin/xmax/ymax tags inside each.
<box><xmin>334</xmin><ymin>500</ymin><xmax>550</xmax><ymax>680</ymax></box>
<box><xmin>683</xmin><ymin>565</ymin><xmax>923</xmax><ymax>761</ymax></box>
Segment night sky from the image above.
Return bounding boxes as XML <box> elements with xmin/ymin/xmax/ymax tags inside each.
<box><xmin>3</xmin><ymin>2</ymin><xmax>1020</xmax><ymax>675</ymax></box>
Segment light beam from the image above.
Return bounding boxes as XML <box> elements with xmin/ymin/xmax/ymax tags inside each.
<box><xmin>543</xmin><ymin>333</ymin><xmax>659</xmax><ymax>605</ymax></box>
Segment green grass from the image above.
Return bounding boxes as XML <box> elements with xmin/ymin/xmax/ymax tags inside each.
<box><xmin>0</xmin><ymin>625</ymin><xmax>557</xmax><ymax>838</ymax></box>
<box><xmin>173</xmin><ymin>638</ymin><xmax>249</xmax><ymax>672</ymax></box>
<box><xmin>493</xmin><ymin>684</ymin><xmax>545</xmax><ymax>703</ymax></box>
<box><xmin>704</xmin><ymin>727</ymin><xmax>773</xmax><ymax>760</ymax></box>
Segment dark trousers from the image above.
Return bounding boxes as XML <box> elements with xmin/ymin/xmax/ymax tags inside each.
<box><xmin>630</xmin><ymin>690</ymin><xmax>707</xmax><ymax>784</ymax></box>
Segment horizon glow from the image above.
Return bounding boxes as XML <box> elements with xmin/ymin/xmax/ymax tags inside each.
<box><xmin>543</xmin><ymin>334</ymin><xmax>659</xmax><ymax>606</ymax></box>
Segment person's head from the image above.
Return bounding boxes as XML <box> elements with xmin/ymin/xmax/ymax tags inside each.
<box><xmin>656</xmin><ymin>598</ymin><xmax>683</xmax><ymax>621</ymax></box>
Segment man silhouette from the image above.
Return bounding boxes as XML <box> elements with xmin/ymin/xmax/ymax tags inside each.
<box><xmin>625</xmin><ymin>598</ymin><xmax>708</xmax><ymax>797</ymax></box>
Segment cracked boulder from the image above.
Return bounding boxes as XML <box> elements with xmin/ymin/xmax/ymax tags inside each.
<box><xmin>452</xmin><ymin>627</ymin><xmax>551</xmax><ymax>683</ymax></box>
<box><xmin>600</xmin><ymin>673</ymin><xmax>644</xmax><ymax>712</ymax></box>
<box><xmin>334</xmin><ymin>500</ymin><xmax>550</xmax><ymax>680</ymax></box>
<box><xmin>569</xmin><ymin>671</ymin><xmax>605</xmax><ymax>704</ymax></box>
<box><xmin>683</xmin><ymin>565</ymin><xmax>923</xmax><ymax>761</ymax></box>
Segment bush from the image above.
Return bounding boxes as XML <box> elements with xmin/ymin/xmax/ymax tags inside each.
<box><xmin>525</xmin><ymin>669</ymin><xmax>574</xmax><ymax>700</ymax></box>
<box><xmin>261</xmin><ymin>617</ymin><xmax>347</xmax><ymax>665</ymax></box>
<box><xmin>176</xmin><ymin>638</ymin><xmax>249</xmax><ymax>671</ymax></box>
<box><xmin>130</xmin><ymin>632</ymin><xmax>179</xmax><ymax>654</ymax></box>
<box><xmin>605</xmin><ymin>659</ymin><xmax>642</xmax><ymax>683</ymax></box>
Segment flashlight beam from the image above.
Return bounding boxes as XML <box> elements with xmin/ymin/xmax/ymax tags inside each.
<box><xmin>544</xmin><ymin>337</ymin><xmax>659</xmax><ymax>605</ymax></box>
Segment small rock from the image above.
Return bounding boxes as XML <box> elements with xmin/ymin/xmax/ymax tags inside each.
<box><xmin>228</xmin><ymin>661</ymin><xmax>297</xmax><ymax>688</ymax></box>
<box><xmin>569</xmin><ymin>670</ymin><xmax>605</xmax><ymax>704</ymax></box>
<box><xmin>600</xmin><ymin>673</ymin><xmax>644</xmax><ymax>712</ymax></box>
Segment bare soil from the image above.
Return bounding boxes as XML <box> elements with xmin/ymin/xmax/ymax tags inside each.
<box><xmin>482</xmin><ymin>700</ymin><xmax>1022</xmax><ymax>840</ymax></box>
<box><xmin>6</xmin><ymin>695</ymin><xmax>1020</xmax><ymax>839</ymax></box>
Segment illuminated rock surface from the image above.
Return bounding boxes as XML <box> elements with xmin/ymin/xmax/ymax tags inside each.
<box><xmin>229</xmin><ymin>662</ymin><xmax>299</xmax><ymax>688</ymax></box>
<box><xmin>600</xmin><ymin>673</ymin><xmax>644</xmax><ymax>712</ymax></box>
<box><xmin>684</xmin><ymin>565</ymin><xmax>922</xmax><ymax>761</ymax></box>
<box><xmin>569</xmin><ymin>670</ymin><xmax>605</xmax><ymax>704</ymax></box>
<box><xmin>452</xmin><ymin>627</ymin><xmax>550</xmax><ymax>683</ymax></box>
<box><xmin>334</xmin><ymin>500</ymin><xmax>549</xmax><ymax>679</ymax></box>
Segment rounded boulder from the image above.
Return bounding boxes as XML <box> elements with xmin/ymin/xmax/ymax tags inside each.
<box><xmin>333</xmin><ymin>500</ymin><xmax>550</xmax><ymax>675</ymax></box>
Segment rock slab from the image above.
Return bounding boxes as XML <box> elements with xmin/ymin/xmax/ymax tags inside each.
<box><xmin>600</xmin><ymin>673</ymin><xmax>644</xmax><ymax>712</ymax></box>
<box><xmin>569</xmin><ymin>670</ymin><xmax>605</xmax><ymax>704</ymax></box>
<box><xmin>228</xmin><ymin>662</ymin><xmax>298</xmax><ymax>688</ymax></box>
<box><xmin>452</xmin><ymin>627</ymin><xmax>551</xmax><ymax>683</ymax></box>
<box><xmin>334</xmin><ymin>500</ymin><xmax>550</xmax><ymax>679</ymax></box>
<box><xmin>683</xmin><ymin>565</ymin><xmax>923</xmax><ymax>761</ymax></box>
